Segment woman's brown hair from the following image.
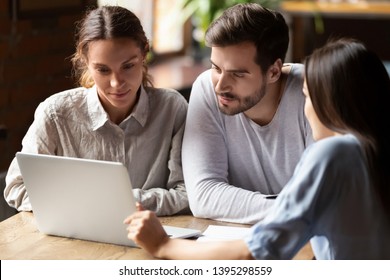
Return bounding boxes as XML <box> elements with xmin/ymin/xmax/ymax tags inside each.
<box><xmin>71</xmin><ymin>5</ymin><xmax>153</xmax><ymax>88</ymax></box>
<box><xmin>305</xmin><ymin>38</ymin><xmax>390</xmax><ymax>217</ymax></box>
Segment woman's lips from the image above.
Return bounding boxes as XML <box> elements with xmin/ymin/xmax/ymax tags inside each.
<box><xmin>111</xmin><ymin>89</ymin><xmax>130</xmax><ymax>99</ymax></box>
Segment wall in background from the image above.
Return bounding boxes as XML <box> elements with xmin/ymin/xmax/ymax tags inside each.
<box><xmin>0</xmin><ymin>0</ymin><xmax>97</xmax><ymax>172</ymax></box>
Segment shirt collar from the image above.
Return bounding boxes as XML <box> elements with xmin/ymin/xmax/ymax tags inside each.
<box><xmin>87</xmin><ymin>86</ymin><xmax>109</xmax><ymax>131</ymax></box>
<box><xmin>87</xmin><ymin>85</ymin><xmax>149</xmax><ymax>130</ymax></box>
<box><xmin>129</xmin><ymin>85</ymin><xmax>149</xmax><ymax>127</ymax></box>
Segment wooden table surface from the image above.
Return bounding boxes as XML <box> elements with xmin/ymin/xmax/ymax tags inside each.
<box><xmin>0</xmin><ymin>212</ymin><xmax>313</xmax><ymax>260</ymax></box>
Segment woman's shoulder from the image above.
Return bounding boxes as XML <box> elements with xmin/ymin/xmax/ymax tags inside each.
<box><xmin>43</xmin><ymin>87</ymin><xmax>88</xmax><ymax>104</ymax></box>
<box><xmin>146</xmin><ymin>86</ymin><xmax>188</xmax><ymax>105</ymax></box>
<box><xmin>38</xmin><ymin>87</ymin><xmax>89</xmax><ymax>115</ymax></box>
<box><xmin>305</xmin><ymin>134</ymin><xmax>362</xmax><ymax>166</ymax></box>
<box><xmin>316</xmin><ymin>134</ymin><xmax>360</xmax><ymax>151</ymax></box>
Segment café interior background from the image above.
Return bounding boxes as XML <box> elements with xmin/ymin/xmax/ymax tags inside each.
<box><xmin>1</xmin><ymin>0</ymin><xmax>389</xmax><ymax>221</ymax></box>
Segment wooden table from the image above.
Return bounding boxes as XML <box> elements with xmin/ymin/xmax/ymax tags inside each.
<box><xmin>0</xmin><ymin>212</ymin><xmax>313</xmax><ymax>260</ymax></box>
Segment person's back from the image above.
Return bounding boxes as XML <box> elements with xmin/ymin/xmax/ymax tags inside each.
<box><xmin>248</xmin><ymin>134</ymin><xmax>390</xmax><ymax>259</ymax></box>
<box><xmin>310</xmin><ymin>138</ymin><xmax>390</xmax><ymax>259</ymax></box>
<box><xmin>182</xmin><ymin>3</ymin><xmax>312</xmax><ymax>224</ymax></box>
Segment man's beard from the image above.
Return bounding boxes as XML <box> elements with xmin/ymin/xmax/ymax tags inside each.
<box><xmin>217</xmin><ymin>83</ymin><xmax>267</xmax><ymax>115</ymax></box>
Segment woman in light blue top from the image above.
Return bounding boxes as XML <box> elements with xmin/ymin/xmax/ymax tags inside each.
<box><xmin>124</xmin><ymin>38</ymin><xmax>390</xmax><ymax>259</ymax></box>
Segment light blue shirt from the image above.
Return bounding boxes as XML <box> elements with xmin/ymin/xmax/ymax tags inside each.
<box><xmin>245</xmin><ymin>134</ymin><xmax>390</xmax><ymax>259</ymax></box>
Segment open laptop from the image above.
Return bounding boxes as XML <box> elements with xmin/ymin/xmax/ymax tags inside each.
<box><xmin>16</xmin><ymin>152</ymin><xmax>201</xmax><ymax>247</ymax></box>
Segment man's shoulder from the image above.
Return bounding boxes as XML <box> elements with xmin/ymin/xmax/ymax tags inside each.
<box><xmin>194</xmin><ymin>69</ymin><xmax>212</xmax><ymax>85</ymax></box>
<box><xmin>283</xmin><ymin>63</ymin><xmax>304</xmax><ymax>97</ymax></box>
<box><xmin>283</xmin><ymin>63</ymin><xmax>304</xmax><ymax>76</ymax></box>
<box><xmin>147</xmin><ymin>86</ymin><xmax>187</xmax><ymax>103</ymax></box>
<box><xmin>190</xmin><ymin>69</ymin><xmax>216</xmax><ymax>103</ymax></box>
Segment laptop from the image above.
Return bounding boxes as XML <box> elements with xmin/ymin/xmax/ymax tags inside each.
<box><xmin>16</xmin><ymin>152</ymin><xmax>201</xmax><ymax>247</ymax></box>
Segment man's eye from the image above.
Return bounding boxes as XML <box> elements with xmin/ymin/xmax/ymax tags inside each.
<box><xmin>233</xmin><ymin>73</ymin><xmax>244</xmax><ymax>78</ymax></box>
<box><xmin>211</xmin><ymin>66</ymin><xmax>221</xmax><ymax>73</ymax></box>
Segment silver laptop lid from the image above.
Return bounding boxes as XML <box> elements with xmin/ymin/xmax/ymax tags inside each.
<box><xmin>16</xmin><ymin>152</ymin><xmax>136</xmax><ymax>247</ymax></box>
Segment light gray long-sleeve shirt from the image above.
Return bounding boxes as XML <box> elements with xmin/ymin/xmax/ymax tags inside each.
<box><xmin>182</xmin><ymin>64</ymin><xmax>313</xmax><ymax>224</ymax></box>
<box><xmin>5</xmin><ymin>85</ymin><xmax>189</xmax><ymax>216</ymax></box>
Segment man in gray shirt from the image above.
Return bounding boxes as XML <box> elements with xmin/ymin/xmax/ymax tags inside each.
<box><xmin>182</xmin><ymin>3</ymin><xmax>313</xmax><ymax>224</ymax></box>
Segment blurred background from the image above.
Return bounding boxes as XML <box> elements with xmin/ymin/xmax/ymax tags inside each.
<box><xmin>1</xmin><ymin>0</ymin><xmax>390</xmax><ymax>220</ymax></box>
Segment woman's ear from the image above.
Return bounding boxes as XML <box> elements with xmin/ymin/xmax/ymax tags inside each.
<box><xmin>267</xmin><ymin>59</ymin><xmax>282</xmax><ymax>84</ymax></box>
<box><xmin>143</xmin><ymin>43</ymin><xmax>150</xmax><ymax>62</ymax></box>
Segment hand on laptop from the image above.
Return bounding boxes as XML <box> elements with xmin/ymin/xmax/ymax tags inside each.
<box><xmin>123</xmin><ymin>208</ymin><xmax>170</xmax><ymax>257</ymax></box>
<box><xmin>135</xmin><ymin>202</ymin><xmax>144</xmax><ymax>211</ymax></box>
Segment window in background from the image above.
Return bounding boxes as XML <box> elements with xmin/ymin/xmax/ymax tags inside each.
<box><xmin>97</xmin><ymin>0</ymin><xmax>188</xmax><ymax>58</ymax></box>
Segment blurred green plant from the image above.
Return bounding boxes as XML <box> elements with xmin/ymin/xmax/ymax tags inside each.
<box><xmin>177</xmin><ymin>0</ymin><xmax>282</xmax><ymax>47</ymax></box>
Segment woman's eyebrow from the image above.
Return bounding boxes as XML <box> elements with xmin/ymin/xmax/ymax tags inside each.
<box><xmin>91</xmin><ymin>55</ymin><xmax>140</xmax><ymax>67</ymax></box>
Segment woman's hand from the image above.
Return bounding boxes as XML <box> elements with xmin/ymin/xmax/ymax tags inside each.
<box><xmin>123</xmin><ymin>208</ymin><xmax>170</xmax><ymax>257</ymax></box>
